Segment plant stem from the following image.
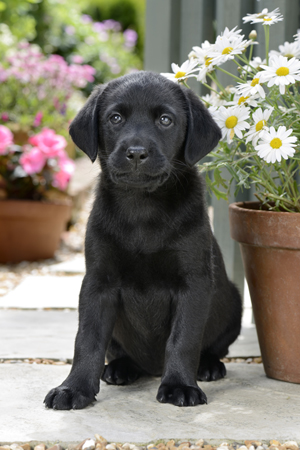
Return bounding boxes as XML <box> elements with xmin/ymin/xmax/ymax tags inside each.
<box><xmin>264</xmin><ymin>25</ymin><xmax>270</xmax><ymax>65</ymax></box>
<box><xmin>215</xmin><ymin>66</ymin><xmax>242</xmax><ymax>83</ymax></box>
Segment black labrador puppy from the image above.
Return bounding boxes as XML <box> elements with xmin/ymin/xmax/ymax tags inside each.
<box><xmin>44</xmin><ymin>71</ymin><xmax>242</xmax><ymax>409</ymax></box>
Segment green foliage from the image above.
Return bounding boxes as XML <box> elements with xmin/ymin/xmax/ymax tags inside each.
<box><xmin>82</xmin><ymin>0</ymin><xmax>145</xmax><ymax>57</ymax></box>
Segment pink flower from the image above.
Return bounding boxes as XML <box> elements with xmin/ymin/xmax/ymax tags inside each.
<box><xmin>52</xmin><ymin>158</ymin><xmax>75</xmax><ymax>191</ymax></box>
<box><xmin>33</xmin><ymin>111</ymin><xmax>43</xmax><ymax>127</ymax></box>
<box><xmin>20</xmin><ymin>147</ymin><xmax>46</xmax><ymax>174</ymax></box>
<box><xmin>72</xmin><ymin>55</ymin><xmax>84</xmax><ymax>64</ymax></box>
<box><xmin>1</xmin><ymin>113</ymin><xmax>9</xmax><ymax>122</ymax></box>
<box><xmin>29</xmin><ymin>128</ymin><xmax>67</xmax><ymax>158</ymax></box>
<box><xmin>0</xmin><ymin>125</ymin><xmax>14</xmax><ymax>155</ymax></box>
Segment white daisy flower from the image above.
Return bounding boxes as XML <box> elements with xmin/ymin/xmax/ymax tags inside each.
<box><xmin>294</xmin><ymin>29</ymin><xmax>300</xmax><ymax>42</ymax></box>
<box><xmin>259</xmin><ymin>55</ymin><xmax>300</xmax><ymax>94</ymax></box>
<box><xmin>197</xmin><ymin>62</ymin><xmax>215</xmax><ymax>83</ymax></box>
<box><xmin>243</xmin><ymin>8</ymin><xmax>283</xmax><ymax>26</ymax></box>
<box><xmin>244</xmin><ymin>107</ymin><xmax>274</xmax><ymax>146</ymax></box>
<box><xmin>161</xmin><ymin>59</ymin><xmax>198</xmax><ymax>83</ymax></box>
<box><xmin>269</xmin><ymin>41</ymin><xmax>300</xmax><ymax>59</ymax></box>
<box><xmin>241</xmin><ymin>56</ymin><xmax>266</xmax><ymax>74</ymax></box>
<box><xmin>201</xmin><ymin>93</ymin><xmax>227</xmax><ymax>107</ymax></box>
<box><xmin>255</xmin><ymin>126</ymin><xmax>297</xmax><ymax>163</ymax></box>
<box><xmin>190</xmin><ymin>41</ymin><xmax>214</xmax><ymax>63</ymax></box>
<box><xmin>211</xmin><ymin>105</ymin><xmax>250</xmax><ymax>144</ymax></box>
<box><xmin>226</xmin><ymin>93</ymin><xmax>259</xmax><ymax>108</ymax></box>
<box><xmin>208</xmin><ymin>34</ymin><xmax>250</xmax><ymax>66</ymax></box>
<box><xmin>235</xmin><ymin>76</ymin><xmax>266</xmax><ymax>99</ymax></box>
<box><xmin>220</xmin><ymin>26</ymin><xmax>243</xmax><ymax>41</ymax></box>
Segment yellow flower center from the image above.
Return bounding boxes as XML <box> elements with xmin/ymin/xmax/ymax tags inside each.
<box><xmin>222</xmin><ymin>47</ymin><xmax>233</xmax><ymax>55</ymax></box>
<box><xmin>270</xmin><ymin>137</ymin><xmax>282</xmax><ymax>149</ymax></box>
<box><xmin>276</xmin><ymin>66</ymin><xmax>289</xmax><ymax>76</ymax></box>
<box><xmin>225</xmin><ymin>116</ymin><xmax>238</xmax><ymax>129</ymax></box>
<box><xmin>263</xmin><ymin>17</ymin><xmax>272</xmax><ymax>22</ymax></box>
<box><xmin>251</xmin><ymin>78</ymin><xmax>259</xmax><ymax>86</ymax></box>
<box><xmin>205</xmin><ymin>57</ymin><xmax>213</xmax><ymax>66</ymax></box>
<box><xmin>255</xmin><ymin>120</ymin><xmax>266</xmax><ymax>131</ymax></box>
<box><xmin>284</xmin><ymin>53</ymin><xmax>294</xmax><ymax>59</ymax></box>
<box><xmin>238</xmin><ymin>96</ymin><xmax>249</xmax><ymax>105</ymax></box>
<box><xmin>175</xmin><ymin>71</ymin><xmax>186</xmax><ymax>79</ymax></box>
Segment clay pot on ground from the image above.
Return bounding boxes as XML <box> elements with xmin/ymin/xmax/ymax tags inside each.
<box><xmin>0</xmin><ymin>200</ymin><xmax>72</xmax><ymax>263</ymax></box>
<box><xmin>229</xmin><ymin>201</ymin><xmax>300</xmax><ymax>384</ymax></box>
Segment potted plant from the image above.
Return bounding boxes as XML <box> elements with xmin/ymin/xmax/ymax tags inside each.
<box><xmin>0</xmin><ymin>125</ymin><xmax>75</xmax><ymax>263</ymax></box>
<box><xmin>0</xmin><ymin>36</ymin><xmax>98</xmax><ymax>263</ymax></box>
<box><xmin>161</xmin><ymin>8</ymin><xmax>300</xmax><ymax>383</ymax></box>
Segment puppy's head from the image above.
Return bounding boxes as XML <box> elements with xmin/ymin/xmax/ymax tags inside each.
<box><xmin>70</xmin><ymin>71</ymin><xmax>221</xmax><ymax>191</ymax></box>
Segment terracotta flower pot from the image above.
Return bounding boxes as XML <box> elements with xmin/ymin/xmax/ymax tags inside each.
<box><xmin>229</xmin><ymin>201</ymin><xmax>300</xmax><ymax>384</ymax></box>
<box><xmin>0</xmin><ymin>200</ymin><xmax>72</xmax><ymax>263</ymax></box>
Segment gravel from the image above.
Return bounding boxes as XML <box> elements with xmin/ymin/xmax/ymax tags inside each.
<box><xmin>0</xmin><ymin>437</ymin><xmax>298</xmax><ymax>450</ymax></box>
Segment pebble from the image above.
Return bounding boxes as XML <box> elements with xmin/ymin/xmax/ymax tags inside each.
<box><xmin>21</xmin><ymin>445</ymin><xmax>32</xmax><ymax>450</ymax></box>
<box><xmin>195</xmin><ymin>442</ymin><xmax>204</xmax><ymax>448</ymax></box>
<box><xmin>106</xmin><ymin>445</ymin><xmax>117</xmax><ymax>450</ymax></box>
<box><xmin>48</xmin><ymin>446</ymin><xmax>63</xmax><ymax>450</ymax></box>
<box><xmin>82</xmin><ymin>440</ymin><xmax>95</xmax><ymax>450</ymax></box>
<box><xmin>283</xmin><ymin>443</ymin><xmax>299</xmax><ymax>450</ymax></box>
<box><xmin>34</xmin><ymin>445</ymin><xmax>46</xmax><ymax>450</ymax></box>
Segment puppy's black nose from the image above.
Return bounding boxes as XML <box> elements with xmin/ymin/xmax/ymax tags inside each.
<box><xmin>126</xmin><ymin>146</ymin><xmax>148</xmax><ymax>164</ymax></box>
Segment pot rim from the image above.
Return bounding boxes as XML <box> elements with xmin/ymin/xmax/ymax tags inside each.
<box><xmin>229</xmin><ymin>201</ymin><xmax>300</xmax><ymax>249</ymax></box>
<box><xmin>229</xmin><ymin>201</ymin><xmax>299</xmax><ymax>216</ymax></box>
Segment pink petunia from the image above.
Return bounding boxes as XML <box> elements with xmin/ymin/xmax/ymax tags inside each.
<box><xmin>52</xmin><ymin>157</ymin><xmax>75</xmax><ymax>191</ymax></box>
<box><xmin>20</xmin><ymin>147</ymin><xmax>46</xmax><ymax>175</ymax></box>
<box><xmin>0</xmin><ymin>125</ymin><xmax>14</xmax><ymax>155</ymax></box>
<box><xmin>33</xmin><ymin>111</ymin><xmax>43</xmax><ymax>127</ymax></box>
<box><xmin>29</xmin><ymin>128</ymin><xmax>67</xmax><ymax>158</ymax></box>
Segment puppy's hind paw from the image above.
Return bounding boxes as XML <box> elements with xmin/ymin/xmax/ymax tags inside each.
<box><xmin>156</xmin><ymin>384</ymin><xmax>207</xmax><ymax>407</ymax></box>
<box><xmin>198</xmin><ymin>353</ymin><xmax>226</xmax><ymax>382</ymax></box>
<box><xmin>44</xmin><ymin>385</ymin><xmax>96</xmax><ymax>410</ymax></box>
<box><xmin>101</xmin><ymin>357</ymin><xmax>141</xmax><ymax>385</ymax></box>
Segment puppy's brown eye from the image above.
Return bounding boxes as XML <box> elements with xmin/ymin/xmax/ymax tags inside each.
<box><xmin>160</xmin><ymin>115</ymin><xmax>172</xmax><ymax>126</ymax></box>
<box><xmin>110</xmin><ymin>114</ymin><xmax>122</xmax><ymax>124</ymax></box>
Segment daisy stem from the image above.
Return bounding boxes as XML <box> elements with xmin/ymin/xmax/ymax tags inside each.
<box><xmin>263</xmin><ymin>25</ymin><xmax>270</xmax><ymax>65</ymax></box>
<box><xmin>235</xmin><ymin>54</ymin><xmax>258</xmax><ymax>74</ymax></box>
<box><xmin>201</xmin><ymin>80</ymin><xmax>220</xmax><ymax>96</ymax></box>
<box><xmin>215</xmin><ymin>66</ymin><xmax>243</xmax><ymax>83</ymax></box>
<box><xmin>280</xmin><ymin>159</ymin><xmax>299</xmax><ymax>201</ymax></box>
<box><xmin>207</xmin><ymin>73</ymin><xmax>227</xmax><ymax>95</ymax></box>
<box><xmin>181</xmin><ymin>80</ymin><xmax>190</xmax><ymax>89</ymax></box>
<box><xmin>248</xmin><ymin>42</ymin><xmax>254</xmax><ymax>64</ymax></box>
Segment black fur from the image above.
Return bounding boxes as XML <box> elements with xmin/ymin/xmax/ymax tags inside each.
<box><xmin>44</xmin><ymin>71</ymin><xmax>242</xmax><ymax>409</ymax></box>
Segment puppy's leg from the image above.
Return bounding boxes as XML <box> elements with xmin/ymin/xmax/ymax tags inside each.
<box><xmin>156</xmin><ymin>287</ymin><xmax>209</xmax><ymax>407</ymax></box>
<box><xmin>44</xmin><ymin>275</ymin><xmax>118</xmax><ymax>410</ymax></box>
<box><xmin>198</xmin><ymin>285</ymin><xmax>242</xmax><ymax>382</ymax></box>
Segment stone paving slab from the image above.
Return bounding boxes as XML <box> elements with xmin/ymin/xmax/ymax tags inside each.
<box><xmin>48</xmin><ymin>256</ymin><xmax>86</xmax><ymax>274</ymax></box>
<box><xmin>0</xmin><ymin>309</ymin><xmax>260</xmax><ymax>360</ymax></box>
<box><xmin>0</xmin><ymin>310</ymin><xmax>78</xmax><ymax>359</ymax></box>
<box><xmin>1</xmin><ymin>363</ymin><xmax>299</xmax><ymax>443</ymax></box>
<box><xmin>0</xmin><ymin>276</ymin><xmax>83</xmax><ymax>309</ymax></box>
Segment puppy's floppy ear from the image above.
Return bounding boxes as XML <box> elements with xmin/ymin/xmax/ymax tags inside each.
<box><xmin>183</xmin><ymin>88</ymin><xmax>222</xmax><ymax>166</ymax></box>
<box><xmin>69</xmin><ymin>84</ymin><xmax>106</xmax><ymax>162</ymax></box>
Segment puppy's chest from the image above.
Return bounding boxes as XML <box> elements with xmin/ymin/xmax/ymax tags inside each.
<box><xmin>117</xmin><ymin>247</ymin><xmax>186</xmax><ymax>292</ymax></box>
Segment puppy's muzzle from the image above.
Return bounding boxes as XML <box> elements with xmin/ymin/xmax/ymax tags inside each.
<box><xmin>126</xmin><ymin>146</ymin><xmax>149</xmax><ymax>168</ymax></box>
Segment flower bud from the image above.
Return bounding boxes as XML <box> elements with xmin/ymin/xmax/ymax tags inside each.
<box><xmin>249</xmin><ymin>30</ymin><xmax>257</xmax><ymax>40</ymax></box>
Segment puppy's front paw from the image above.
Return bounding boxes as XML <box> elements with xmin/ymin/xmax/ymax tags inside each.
<box><xmin>44</xmin><ymin>385</ymin><xmax>96</xmax><ymax>410</ymax></box>
<box><xmin>156</xmin><ymin>384</ymin><xmax>207</xmax><ymax>407</ymax></box>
